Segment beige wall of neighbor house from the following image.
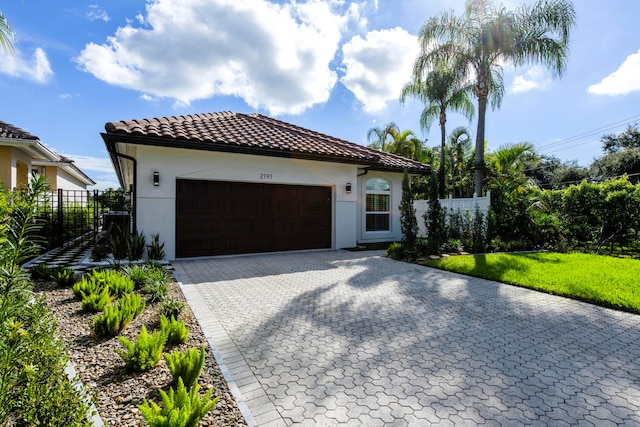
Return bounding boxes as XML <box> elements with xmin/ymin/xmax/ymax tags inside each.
<box><xmin>15</xmin><ymin>161</ymin><xmax>28</xmax><ymax>188</ymax></box>
<box><xmin>132</xmin><ymin>145</ymin><xmax>406</xmax><ymax>260</ymax></box>
<box><xmin>0</xmin><ymin>146</ymin><xmax>10</xmax><ymax>189</ymax></box>
<box><xmin>45</xmin><ymin>165</ymin><xmax>58</xmax><ymax>190</ymax></box>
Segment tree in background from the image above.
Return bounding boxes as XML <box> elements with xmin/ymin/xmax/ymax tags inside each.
<box><xmin>367</xmin><ymin>123</ymin><xmax>425</xmax><ymax>162</ymax></box>
<box><xmin>415</xmin><ymin>0</ymin><xmax>576</xmax><ymax>196</ymax></box>
<box><xmin>590</xmin><ymin>125</ymin><xmax>640</xmax><ymax>183</ymax></box>
<box><xmin>446</xmin><ymin>126</ymin><xmax>473</xmax><ymax>197</ymax></box>
<box><xmin>525</xmin><ymin>154</ymin><xmax>588</xmax><ymax>189</ymax></box>
<box><xmin>367</xmin><ymin>122</ymin><xmax>399</xmax><ymax>152</ymax></box>
<box><xmin>401</xmin><ymin>66</ymin><xmax>474</xmax><ymax>197</ymax></box>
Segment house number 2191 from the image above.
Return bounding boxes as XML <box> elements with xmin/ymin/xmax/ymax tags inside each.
<box><xmin>260</xmin><ymin>173</ymin><xmax>273</xmax><ymax>180</ymax></box>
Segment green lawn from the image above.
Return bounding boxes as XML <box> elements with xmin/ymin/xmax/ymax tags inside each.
<box><xmin>422</xmin><ymin>252</ymin><xmax>640</xmax><ymax>314</ymax></box>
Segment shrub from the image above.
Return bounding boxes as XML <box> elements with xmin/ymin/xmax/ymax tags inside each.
<box><xmin>160</xmin><ymin>315</ymin><xmax>189</xmax><ymax>345</ymax></box>
<box><xmin>440</xmin><ymin>238</ymin><xmax>464</xmax><ymax>254</ymax></box>
<box><xmin>121</xmin><ymin>264</ymin><xmax>149</xmax><ymax>290</ymax></box>
<box><xmin>89</xmin><ymin>243</ymin><xmax>110</xmax><ymax>262</ymax></box>
<box><xmin>107</xmin><ymin>273</ymin><xmax>135</xmax><ymax>297</ymax></box>
<box><xmin>93</xmin><ymin>292</ymin><xmax>146</xmax><ymax>338</ymax></box>
<box><xmin>116</xmin><ymin>325</ymin><xmax>167</xmax><ymax>372</ymax></box>
<box><xmin>29</xmin><ymin>263</ymin><xmax>55</xmax><ymax>281</ymax></box>
<box><xmin>138</xmin><ymin>377</ymin><xmax>218</xmax><ymax>427</ymax></box>
<box><xmin>72</xmin><ymin>276</ymin><xmax>102</xmax><ymax>299</ymax></box>
<box><xmin>159</xmin><ymin>297</ymin><xmax>186</xmax><ymax>320</ymax></box>
<box><xmin>52</xmin><ymin>267</ymin><xmax>77</xmax><ymax>287</ymax></box>
<box><xmin>165</xmin><ymin>347</ymin><xmax>205</xmax><ymax>390</ymax></box>
<box><xmin>147</xmin><ymin>233</ymin><xmax>166</xmax><ymax>261</ymax></box>
<box><xmin>127</xmin><ymin>231</ymin><xmax>146</xmax><ymax>261</ymax></box>
<box><xmin>109</xmin><ymin>224</ymin><xmax>129</xmax><ymax>260</ymax></box>
<box><xmin>81</xmin><ymin>286</ymin><xmax>113</xmax><ymax>313</ymax></box>
<box><xmin>145</xmin><ymin>277</ymin><xmax>169</xmax><ymax>303</ymax></box>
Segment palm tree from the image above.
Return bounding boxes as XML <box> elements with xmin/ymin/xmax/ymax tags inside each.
<box><xmin>366</xmin><ymin>122</ymin><xmax>400</xmax><ymax>152</ymax></box>
<box><xmin>447</xmin><ymin>126</ymin><xmax>473</xmax><ymax>197</ymax></box>
<box><xmin>0</xmin><ymin>11</ymin><xmax>14</xmax><ymax>52</ymax></box>
<box><xmin>415</xmin><ymin>0</ymin><xmax>576</xmax><ymax>196</ymax></box>
<box><xmin>401</xmin><ymin>65</ymin><xmax>474</xmax><ymax>197</ymax></box>
<box><xmin>487</xmin><ymin>141</ymin><xmax>538</xmax><ymax>192</ymax></box>
<box><xmin>389</xmin><ymin>129</ymin><xmax>423</xmax><ymax>161</ymax></box>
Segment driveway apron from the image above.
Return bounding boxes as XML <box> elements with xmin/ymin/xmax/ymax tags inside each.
<box><xmin>173</xmin><ymin>250</ymin><xmax>640</xmax><ymax>426</ymax></box>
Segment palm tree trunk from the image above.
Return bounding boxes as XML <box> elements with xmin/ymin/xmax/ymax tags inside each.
<box><xmin>474</xmin><ymin>95</ymin><xmax>487</xmax><ymax>196</ymax></box>
<box><xmin>439</xmin><ymin>118</ymin><xmax>446</xmax><ymax>199</ymax></box>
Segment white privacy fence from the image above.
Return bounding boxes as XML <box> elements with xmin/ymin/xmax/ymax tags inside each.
<box><xmin>413</xmin><ymin>192</ymin><xmax>491</xmax><ymax>238</ymax></box>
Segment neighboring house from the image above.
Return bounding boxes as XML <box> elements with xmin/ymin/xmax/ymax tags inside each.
<box><xmin>102</xmin><ymin>111</ymin><xmax>431</xmax><ymax>259</ymax></box>
<box><xmin>0</xmin><ymin>120</ymin><xmax>96</xmax><ymax>191</ymax></box>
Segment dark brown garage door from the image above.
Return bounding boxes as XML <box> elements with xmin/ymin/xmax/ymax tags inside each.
<box><xmin>175</xmin><ymin>179</ymin><xmax>332</xmax><ymax>257</ymax></box>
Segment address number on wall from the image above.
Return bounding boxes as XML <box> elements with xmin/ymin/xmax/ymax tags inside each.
<box><xmin>260</xmin><ymin>173</ymin><xmax>273</xmax><ymax>180</ymax></box>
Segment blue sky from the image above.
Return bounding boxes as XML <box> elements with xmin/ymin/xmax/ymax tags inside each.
<box><xmin>1</xmin><ymin>0</ymin><xmax>639</xmax><ymax>189</ymax></box>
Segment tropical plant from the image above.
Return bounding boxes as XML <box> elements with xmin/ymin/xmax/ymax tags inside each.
<box><xmin>138</xmin><ymin>377</ymin><xmax>218</xmax><ymax>427</ymax></box>
<box><xmin>159</xmin><ymin>297</ymin><xmax>186</xmax><ymax>320</ymax></box>
<box><xmin>399</xmin><ymin>170</ymin><xmax>418</xmax><ymax>249</ymax></box>
<box><xmin>147</xmin><ymin>233</ymin><xmax>166</xmax><ymax>260</ymax></box>
<box><xmin>447</xmin><ymin>126</ymin><xmax>474</xmax><ymax>197</ymax></box>
<box><xmin>415</xmin><ymin>0</ymin><xmax>576</xmax><ymax>195</ymax></box>
<box><xmin>366</xmin><ymin>122</ymin><xmax>400</xmax><ymax>152</ymax></box>
<box><xmin>401</xmin><ymin>65</ymin><xmax>474</xmax><ymax>196</ymax></box>
<box><xmin>160</xmin><ymin>315</ymin><xmax>189</xmax><ymax>345</ymax></box>
<box><xmin>52</xmin><ymin>267</ymin><xmax>77</xmax><ymax>287</ymax></box>
<box><xmin>93</xmin><ymin>292</ymin><xmax>145</xmax><ymax>338</ymax></box>
<box><xmin>165</xmin><ymin>347</ymin><xmax>206</xmax><ymax>390</ymax></box>
<box><xmin>116</xmin><ymin>325</ymin><xmax>167</xmax><ymax>372</ymax></box>
<box><xmin>81</xmin><ymin>286</ymin><xmax>113</xmax><ymax>313</ymax></box>
<box><xmin>0</xmin><ymin>10</ymin><xmax>14</xmax><ymax>52</ymax></box>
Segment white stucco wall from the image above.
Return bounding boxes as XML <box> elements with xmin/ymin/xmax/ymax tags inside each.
<box><xmin>134</xmin><ymin>145</ymin><xmax>365</xmax><ymax>260</ymax></box>
<box><xmin>57</xmin><ymin>169</ymin><xmax>89</xmax><ymax>191</ymax></box>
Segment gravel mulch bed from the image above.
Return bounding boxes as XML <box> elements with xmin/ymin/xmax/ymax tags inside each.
<box><xmin>34</xmin><ymin>276</ymin><xmax>248</xmax><ymax>427</ymax></box>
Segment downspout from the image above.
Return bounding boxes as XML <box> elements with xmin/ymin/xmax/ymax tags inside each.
<box><xmin>357</xmin><ymin>167</ymin><xmax>370</xmax><ymax>177</ymax></box>
<box><xmin>105</xmin><ymin>141</ymin><xmax>138</xmax><ymax>234</ymax></box>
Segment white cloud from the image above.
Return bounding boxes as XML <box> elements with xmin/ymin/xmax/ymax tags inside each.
<box><xmin>87</xmin><ymin>5</ymin><xmax>110</xmax><ymax>22</ymax></box>
<box><xmin>588</xmin><ymin>49</ymin><xmax>640</xmax><ymax>96</ymax></box>
<box><xmin>140</xmin><ymin>94</ymin><xmax>157</xmax><ymax>102</ymax></box>
<box><xmin>65</xmin><ymin>155</ymin><xmax>115</xmax><ymax>174</ymax></box>
<box><xmin>340</xmin><ymin>27</ymin><xmax>418</xmax><ymax>112</ymax></box>
<box><xmin>0</xmin><ymin>47</ymin><xmax>53</xmax><ymax>83</ymax></box>
<box><xmin>77</xmin><ymin>0</ymin><xmax>360</xmax><ymax>115</ymax></box>
<box><xmin>509</xmin><ymin>65</ymin><xmax>551</xmax><ymax>94</ymax></box>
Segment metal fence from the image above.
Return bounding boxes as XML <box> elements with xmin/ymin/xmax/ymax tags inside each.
<box><xmin>36</xmin><ymin>188</ymin><xmax>132</xmax><ymax>251</ymax></box>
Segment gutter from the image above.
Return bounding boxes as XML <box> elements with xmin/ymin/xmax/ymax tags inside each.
<box><xmin>104</xmin><ymin>138</ymin><xmax>137</xmax><ymax>233</ymax></box>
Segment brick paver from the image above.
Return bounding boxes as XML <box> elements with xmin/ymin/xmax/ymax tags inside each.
<box><xmin>174</xmin><ymin>250</ymin><xmax>640</xmax><ymax>426</ymax></box>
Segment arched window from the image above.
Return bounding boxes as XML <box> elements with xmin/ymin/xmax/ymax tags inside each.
<box><xmin>365</xmin><ymin>178</ymin><xmax>390</xmax><ymax>232</ymax></box>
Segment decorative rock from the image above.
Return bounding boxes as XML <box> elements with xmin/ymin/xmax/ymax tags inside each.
<box><xmin>428</xmin><ymin>255</ymin><xmax>441</xmax><ymax>260</ymax></box>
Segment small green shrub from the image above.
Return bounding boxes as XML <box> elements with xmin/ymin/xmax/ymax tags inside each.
<box><xmin>127</xmin><ymin>231</ymin><xmax>146</xmax><ymax>261</ymax></box>
<box><xmin>72</xmin><ymin>276</ymin><xmax>102</xmax><ymax>299</ymax></box>
<box><xmin>440</xmin><ymin>238</ymin><xmax>464</xmax><ymax>254</ymax></box>
<box><xmin>52</xmin><ymin>268</ymin><xmax>77</xmax><ymax>287</ymax></box>
<box><xmin>121</xmin><ymin>264</ymin><xmax>148</xmax><ymax>290</ymax></box>
<box><xmin>93</xmin><ymin>292</ymin><xmax>146</xmax><ymax>338</ymax></box>
<box><xmin>160</xmin><ymin>315</ymin><xmax>189</xmax><ymax>345</ymax></box>
<box><xmin>89</xmin><ymin>243</ymin><xmax>110</xmax><ymax>262</ymax></box>
<box><xmin>145</xmin><ymin>278</ymin><xmax>169</xmax><ymax>303</ymax></box>
<box><xmin>159</xmin><ymin>297</ymin><xmax>186</xmax><ymax>320</ymax></box>
<box><xmin>29</xmin><ymin>263</ymin><xmax>55</xmax><ymax>280</ymax></box>
<box><xmin>81</xmin><ymin>286</ymin><xmax>113</xmax><ymax>312</ymax></box>
<box><xmin>165</xmin><ymin>347</ymin><xmax>206</xmax><ymax>390</ymax></box>
<box><xmin>147</xmin><ymin>233</ymin><xmax>166</xmax><ymax>260</ymax></box>
<box><xmin>116</xmin><ymin>325</ymin><xmax>167</xmax><ymax>372</ymax></box>
<box><xmin>138</xmin><ymin>377</ymin><xmax>219</xmax><ymax>427</ymax></box>
<box><xmin>386</xmin><ymin>242</ymin><xmax>418</xmax><ymax>262</ymax></box>
<box><xmin>109</xmin><ymin>225</ymin><xmax>129</xmax><ymax>260</ymax></box>
<box><xmin>107</xmin><ymin>273</ymin><xmax>135</xmax><ymax>297</ymax></box>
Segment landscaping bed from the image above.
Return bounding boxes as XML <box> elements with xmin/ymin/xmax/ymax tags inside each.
<box><xmin>34</xmin><ymin>275</ymin><xmax>247</xmax><ymax>427</ymax></box>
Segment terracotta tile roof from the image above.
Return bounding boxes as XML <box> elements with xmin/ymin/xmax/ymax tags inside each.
<box><xmin>0</xmin><ymin>120</ymin><xmax>39</xmax><ymax>140</ymax></box>
<box><xmin>104</xmin><ymin>112</ymin><xmax>431</xmax><ymax>174</ymax></box>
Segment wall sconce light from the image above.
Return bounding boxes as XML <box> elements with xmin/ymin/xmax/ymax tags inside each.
<box><xmin>153</xmin><ymin>171</ymin><xmax>159</xmax><ymax>186</ymax></box>
<box><xmin>345</xmin><ymin>182</ymin><xmax>352</xmax><ymax>194</ymax></box>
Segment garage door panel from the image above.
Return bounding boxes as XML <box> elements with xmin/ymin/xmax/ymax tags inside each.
<box><xmin>176</xmin><ymin>179</ymin><xmax>332</xmax><ymax>257</ymax></box>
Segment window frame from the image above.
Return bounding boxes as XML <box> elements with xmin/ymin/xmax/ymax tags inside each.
<box><xmin>365</xmin><ymin>177</ymin><xmax>391</xmax><ymax>233</ymax></box>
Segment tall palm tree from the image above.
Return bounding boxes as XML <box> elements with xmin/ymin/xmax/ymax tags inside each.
<box><xmin>487</xmin><ymin>141</ymin><xmax>538</xmax><ymax>191</ymax></box>
<box><xmin>366</xmin><ymin>122</ymin><xmax>400</xmax><ymax>152</ymax></box>
<box><xmin>0</xmin><ymin>10</ymin><xmax>14</xmax><ymax>52</ymax></box>
<box><xmin>401</xmin><ymin>65</ymin><xmax>474</xmax><ymax>197</ymax></box>
<box><xmin>447</xmin><ymin>126</ymin><xmax>473</xmax><ymax>197</ymax></box>
<box><xmin>415</xmin><ymin>0</ymin><xmax>576</xmax><ymax>196</ymax></box>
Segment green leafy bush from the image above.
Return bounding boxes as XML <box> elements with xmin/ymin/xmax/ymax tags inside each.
<box><xmin>159</xmin><ymin>297</ymin><xmax>186</xmax><ymax>320</ymax></box>
<box><xmin>116</xmin><ymin>325</ymin><xmax>167</xmax><ymax>372</ymax></box>
<box><xmin>160</xmin><ymin>315</ymin><xmax>189</xmax><ymax>345</ymax></box>
<box><xmin>93</xmin><ymin>292</ymin><xmax>146</xmax><ymax>338</ymax></box>
<box><xmin>89</xmin><ymin>243</ymin><xmax>110</xmax><ymax>262</ymax></box>
<box><xmin>109</xmin><ymin>224</ymin><xmax>129</xmax><ymax>260</ymax></box>
<box><xmin>29</xmin><ymin>263</ymin><xmax>58</xmax><ymax>281</ymax></box>
<box><xmin>121</xmin><ymin>264</ymin><xmax>149</xmax><ymax>290</ymax></box>
<box><xmin>147</xmin><ymin>233</ymin><xmax>166</xmax><ymax>260</ymax></box>
<box><xmin>72</xmin><ymin>276</ymin><xmax>102</xmax><ymax>299</ymax></box>
<box><xmin>53</xmin><ymin>267</ymin><xmax>77</xmax><ymax>287</ymax></box>
<box><xmin>127</xmin><ymin>231</ymin><xmax>146</xmax><ymax>261</ymax></box>
<box><xmin>107</xmin><ymin>273</ymin><xmax>135</xmax><ymax>297</ymax></box>
<box><xmin>165</xmin><ymin>347</ymin><xmax>205</xmax><ymax>390</ymax></box>
<box><xmin>145</xmin><ymin>277</ymin><xmax>169</xmax><ymax>303</ymax></box>
<box><xmin>81</xmin><ymin>285</ymin><xmax>113</xmax><ymax>312</ymax></box>
<box><xmin>138</xmin><ymin>377</ymin><xmax>218</xmax><ymax>427</ymax></box>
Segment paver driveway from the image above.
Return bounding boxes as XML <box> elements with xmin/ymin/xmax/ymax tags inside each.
<box><xmin>173</xmin><ymin>250</ymin><xmax>640</xmax><ymax>426</ymax></box>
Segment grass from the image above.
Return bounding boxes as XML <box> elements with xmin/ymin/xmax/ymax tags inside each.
<box><xmin>422</xmin><ymin>252</ymin><xmax>640</xmax><ymax>314</ymax></box>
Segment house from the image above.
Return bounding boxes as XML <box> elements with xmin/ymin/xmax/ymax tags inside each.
<box><xmin>102</xmin><ymin>111</ymin><xmax>430</xmax><ymax>259</ymax></box>
<box><xmin>0</xmin><ymin>120</ymin><xmax>96</xmax><ymax>191</ymax></box>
